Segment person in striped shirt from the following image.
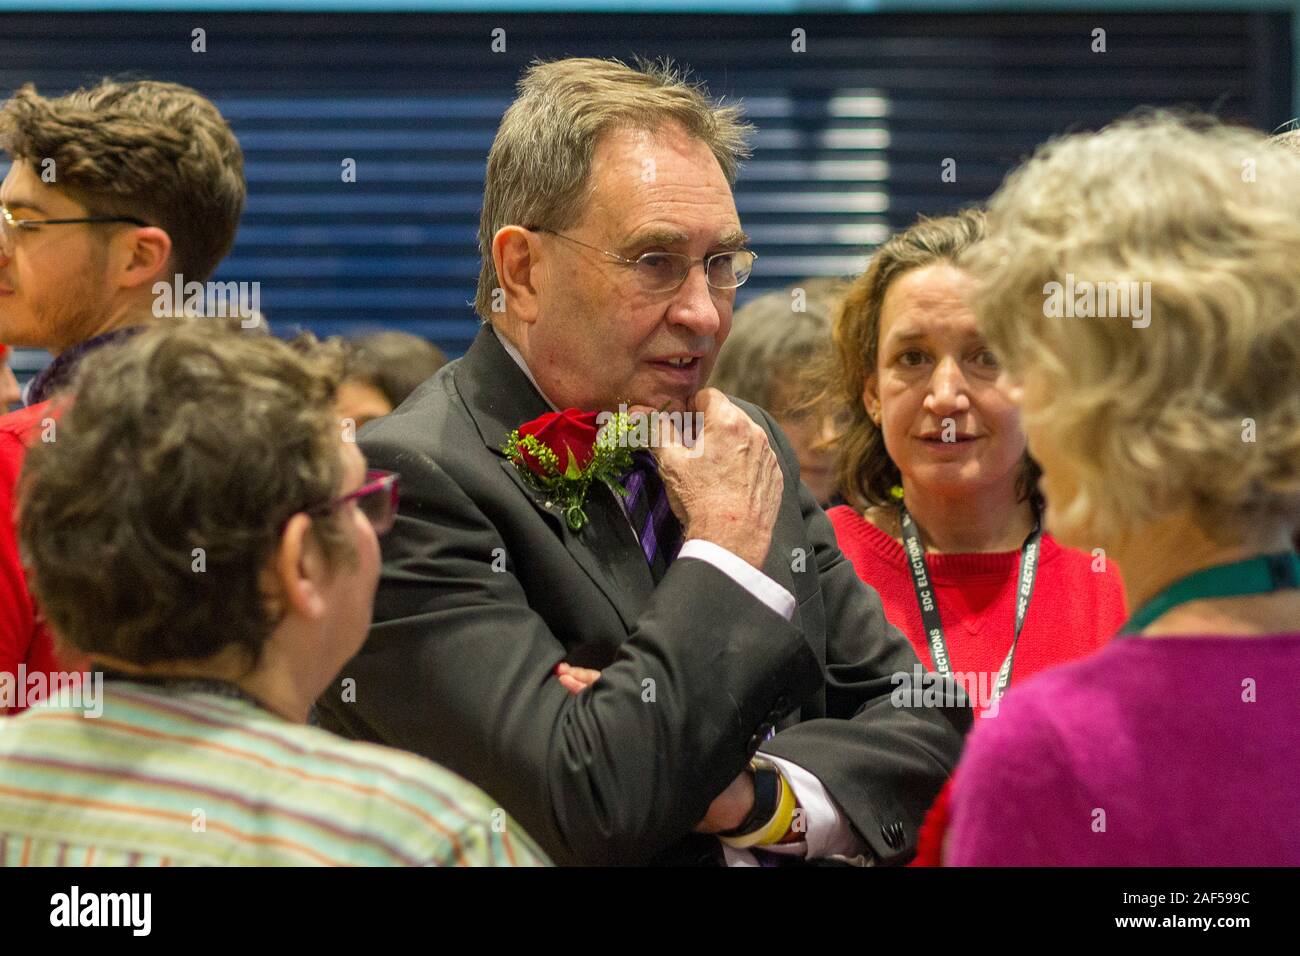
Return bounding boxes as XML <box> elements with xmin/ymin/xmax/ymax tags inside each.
<box><xmin>0</xmin><ymin>320</ymin><xmax>548</xmax><ymax>867</ymax></box>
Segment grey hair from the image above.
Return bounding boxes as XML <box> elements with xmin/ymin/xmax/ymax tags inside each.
<box><xmin>710</xmin><ymin>277</ymin><xmax>845</xmax><ymax>412</ymax></box>
<box><xmin>475</xmin><ymin>56</ymin><xmax>753</xmax><ymax>321</ymax></box>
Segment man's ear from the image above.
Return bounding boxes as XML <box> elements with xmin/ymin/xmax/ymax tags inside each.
<box><xmin>114</xmin><ymin>225</ymin><xmax>173</xmax><ymax>291</ymax></box>
<box><xmin>492</xmin><ymin>225</ymin><xmax>543</xmax><ymax>326</ymax></box>
<box><xmin>271</xmin><ymin>513</ymin><xmax>328</xmax><ymax>622</ymax></box>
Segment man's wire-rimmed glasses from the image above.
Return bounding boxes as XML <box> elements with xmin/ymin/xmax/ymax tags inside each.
<box><xmin>0</xmin><ymin>205</ymin><xmax>150</xmax><ymax>258</ymax></box>
<box><xmin>530</xmin><ymin>227</ymin><xmax>757</xmax><ymax>293</ymax></box>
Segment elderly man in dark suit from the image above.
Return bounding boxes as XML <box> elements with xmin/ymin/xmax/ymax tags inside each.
<box><xmin>317</xmin><ymin>57</ymin><xmax>970</xmax><ymax>866</ymax></box>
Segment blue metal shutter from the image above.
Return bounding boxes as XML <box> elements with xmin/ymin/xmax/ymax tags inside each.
<box><xmin>0</xmin><ymin>10</ymin><xmax>1289</xmax><ymax>364</ymax></box>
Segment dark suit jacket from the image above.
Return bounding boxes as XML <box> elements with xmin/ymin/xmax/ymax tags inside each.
<box><xmin>317</xmin><ymin>326</ymin><xmax>971</xmax><ymax>865</ymax></box>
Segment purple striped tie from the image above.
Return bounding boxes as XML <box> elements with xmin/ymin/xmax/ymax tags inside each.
<box><xmin>618</xmin><ymin>451</ymin><xmax>683</xmax><ymax>582</ymax></box>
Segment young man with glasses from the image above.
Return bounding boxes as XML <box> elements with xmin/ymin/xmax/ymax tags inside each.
<box><xmin>0</xmin><ymin>79</ymin><xmax>245</xmax><ymax>708</ymax></box>
<box><xmin>317</xmin><ymin>57</ymin><xmax>970</xmax><ymax>867</ymax></box>
<box><xmin>0</xmin><ymin>321</ymin><xmax>547</xmax><ymax>866</ymax></box>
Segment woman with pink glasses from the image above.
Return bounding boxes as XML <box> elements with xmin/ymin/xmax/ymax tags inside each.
<box><xmin>0</xmin><ymin>321</ymin><xmax>548</xmax><ymax>867</ymax></box>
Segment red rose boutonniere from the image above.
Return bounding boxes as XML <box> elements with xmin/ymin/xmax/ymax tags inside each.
<box><xmin>503</xmin><ymin>408</ymin><xmax>637</xmax><ymax>531</ymax></box>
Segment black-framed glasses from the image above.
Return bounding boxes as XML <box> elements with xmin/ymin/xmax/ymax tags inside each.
<box><xmin>0</xmin><ymin>205</ymin><xmax>150</xmax><ymax>257</ymax></box>
<box><xmin>531</xmin><ymin>228</ymin><xmax>757</xmax><ymax>293</ymax></box>
<box><xmin>306</xmin><ymin>470</ymin><xmax>401</xmax><ymax>536</ymax></box>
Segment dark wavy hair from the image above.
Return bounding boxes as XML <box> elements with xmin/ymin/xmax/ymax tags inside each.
<box><xmin>17</xmin><ymin>320</ymin><xmax>350</xmax><ymax>669</ymax></box>
<box><xmin>0</xmin><ymin>78</ymin><xmax>245</xmax><ymax>282</ymax></box>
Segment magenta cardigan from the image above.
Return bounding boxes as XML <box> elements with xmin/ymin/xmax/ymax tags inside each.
<box><xmin>945</xmin><ymin>633</ymin><xmax>1300</xmax><ymax>865</ymax></box>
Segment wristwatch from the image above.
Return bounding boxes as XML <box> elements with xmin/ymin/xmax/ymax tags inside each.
<box><xmin>717</xmin><ymin>755</ymin><xmax>783</xmax><ymax>840</ymax></box>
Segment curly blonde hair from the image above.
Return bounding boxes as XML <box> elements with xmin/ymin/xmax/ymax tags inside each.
<box><xmin>964</xmin><ymin>112</ymin><xmax>1300</xmax><ymax>545</ymax></box>
<box><xmin>1270</xmin><ymin>125</ymin><xmax>1300</xmax><ymax>155</ymax></box>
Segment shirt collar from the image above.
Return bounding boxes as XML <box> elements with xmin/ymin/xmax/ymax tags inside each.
<box><xmin>24</xmin><ymin>325</ymin><xmax>148</xmax><ymax>407</ymax></box>
<box><xmin>492</xmin><ymin>325</ymin><xmax>561</xmax><ymax>412</ymax></box>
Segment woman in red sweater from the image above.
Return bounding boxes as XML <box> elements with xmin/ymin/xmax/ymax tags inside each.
<box><xmin>819</xmin><ymin>209</ymin><xmax>1126</xmax><ymax>720</ymax></box>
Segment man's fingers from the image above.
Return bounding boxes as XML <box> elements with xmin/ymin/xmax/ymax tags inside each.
<box><xmin>625</xmin><ymin>403</ymin><xmax>690</xmax><ymax>466</ymax></box>
<box><xmin>625</xmin><ymin>404</ymin><xmax>674</xmax><ymax>461</ymax></box>
<box><xmin>690</xmin><ymin>387</ymin><xmax>726</xmax><ymax>417</ymax></box>
<box><xmin>555</xmin><ymin>662</ymin><xmax>601</xmax><ymax>693</ymax></box>
<box><xmin>558</xmin><ymin>674</ymin><xmax>586</xmax><ymax>694</ymax></box>
<box><xmin>655</xmin><ymin>410</ymin><xmax>684</xmax><ymax>448</ymax></box>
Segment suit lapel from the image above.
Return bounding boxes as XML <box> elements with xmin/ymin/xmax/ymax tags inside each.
<box><xmin>459</xmin><ymin>327</ymin><xmax>654</xmax><ymax>632</ymax></box>
<box><xmin>760</xmin><ymin>527</ymin><xmax>799</xmax><ymax>598</ymax></box>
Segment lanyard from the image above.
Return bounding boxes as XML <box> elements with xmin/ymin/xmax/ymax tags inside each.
<box><xmin>1119</xmin><ymin>551</ymin><xmax>1300</xmax><ymax>635</ymax></box>
<box><xmin>898</xmin><ymin>503</ymin><xmax>1042</xmax><ymax>703</ymax></box>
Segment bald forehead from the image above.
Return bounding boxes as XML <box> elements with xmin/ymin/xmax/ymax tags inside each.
<box><xmin>579</xmin><ymin>122</ymin><xmax>740</xmax><ymax>243</ymax></box>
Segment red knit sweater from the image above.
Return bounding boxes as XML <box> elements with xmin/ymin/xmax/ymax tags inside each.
<box><xmin>829</xmin><ymin>504</ymin><xmax>1128</xmax><ymax>866</ymax></box>
<box><xmin>0</xmin><ymin>401</ymin><xmax>74</xmax><ymax>712</ymax></box>
<box><xmin>3</xmin><ymin>329</ymin><xmax>139</xmax><ymax>712</ymax></box>
<box><xmin>828</xmin><ymin>505</ymin><xmax>1127</xmax><ymax>710</ymax></box>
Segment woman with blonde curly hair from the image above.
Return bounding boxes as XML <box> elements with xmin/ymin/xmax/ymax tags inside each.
<box><xmin>945</xmin><ymin>113</ymin><xmax>1300</xmax><ymax>865</ymax></box>
<box><xmin>821</xmin><ymin>210</ymin><xmax>1125</xmax><ymax>722</ymax></box>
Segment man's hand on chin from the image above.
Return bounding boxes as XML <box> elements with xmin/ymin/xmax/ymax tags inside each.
<box><xmin>693</xmin><ymin>767</ymin><xmax>755</xmax><ymax>834</ymax></box>
<box><xmin>628</xmin><ymin>388</ymin><xmax>784</xmax><ymax>572</ymax></box>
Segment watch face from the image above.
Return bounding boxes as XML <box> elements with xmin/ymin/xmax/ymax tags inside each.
<box><xmin>717</xmin><ymin>758</ymin><xmax>794</xmax><ymax>848</ymax></box>
<box><xmin>749</xmin><ymin>765</ymin><xmax>782</xmax><ymax>824</ymax></box>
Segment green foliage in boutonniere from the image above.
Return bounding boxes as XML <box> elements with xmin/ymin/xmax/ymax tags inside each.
<box><xmin>503</xmin><ymin>408</ymin><xmax>638</xmax><ymax>531</ymax></box>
